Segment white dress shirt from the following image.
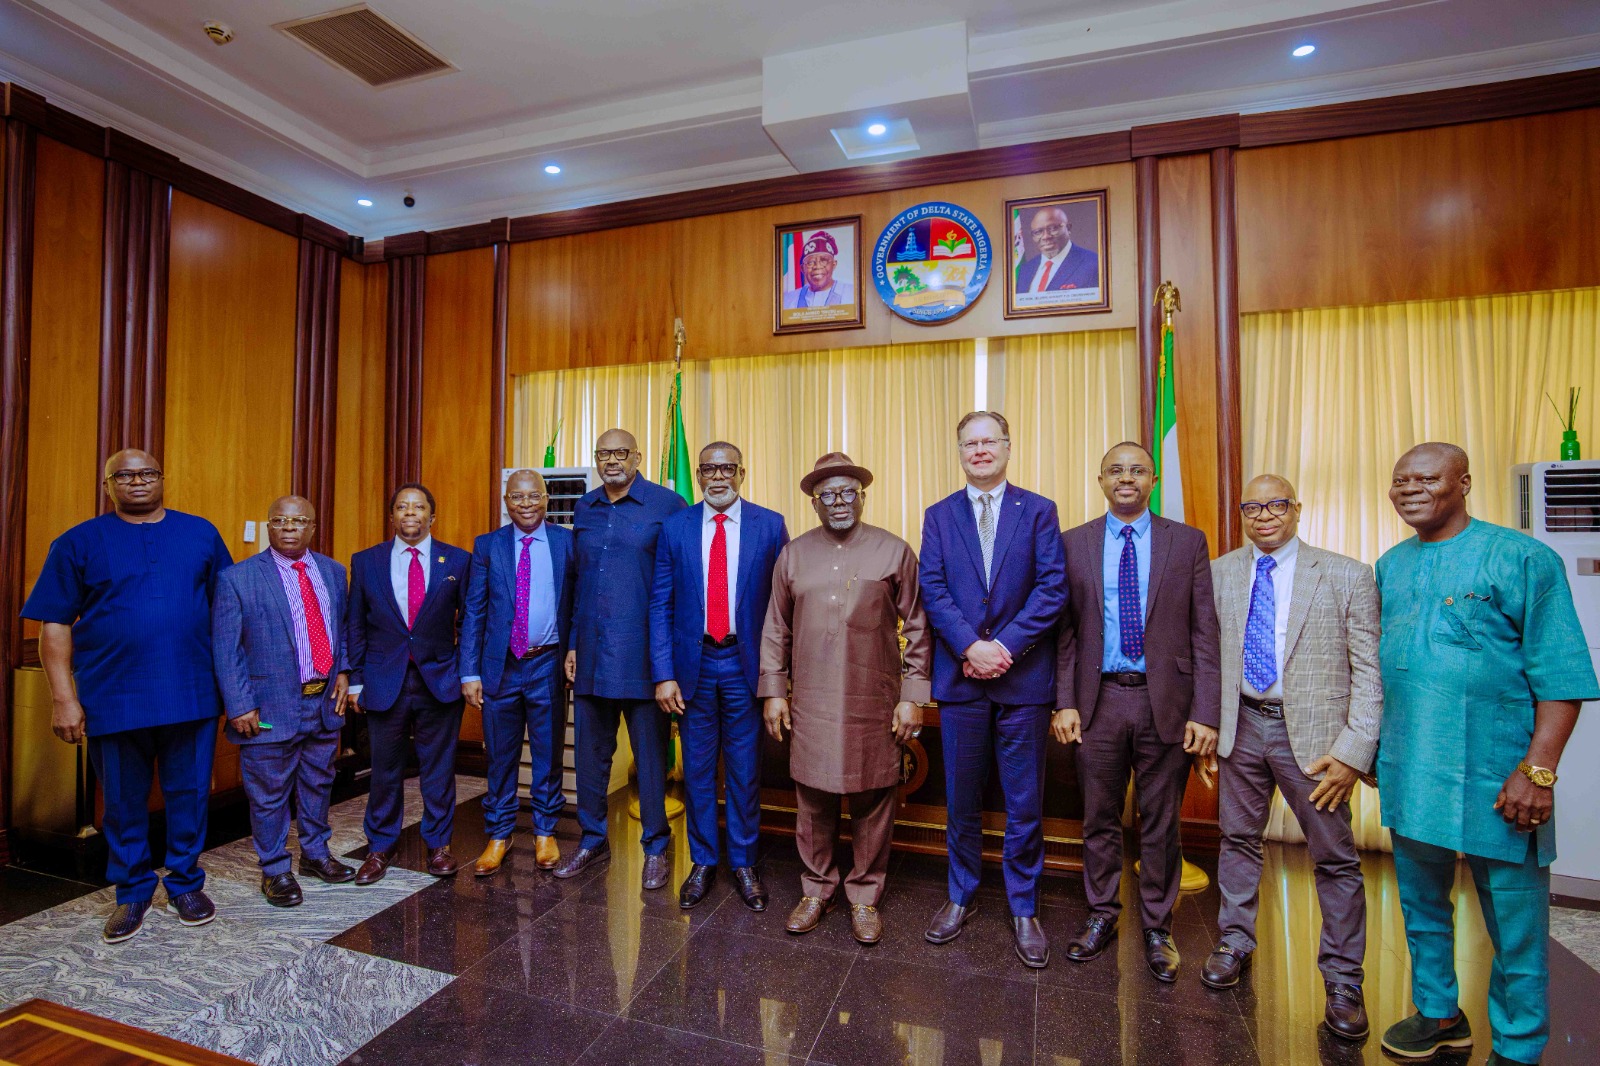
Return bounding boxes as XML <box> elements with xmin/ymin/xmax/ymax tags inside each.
<box><xmin>1031</xmin><ymin>243</ymin><xmax>1073</xmax><ymax>292</ymax></box>
<box><xmin>390</xmin><ymin>534</ymin><xmax>433</xmax><ymax>616</ymax></box>
<box><xmin>702</xmin><ymin>498</ymin><xmax>742</xmax><ymax>634</ymax></box>
<box><xmin>1241</xmin><ymin>535</ymin><xmax>1298</xmax><ymax>700</ymax></box>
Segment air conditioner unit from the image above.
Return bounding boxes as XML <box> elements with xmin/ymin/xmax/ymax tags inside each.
<box><xmin>1512</xmin><ymin>460</ymin><xmax>1600</xmax><ymax>893</ymax></box>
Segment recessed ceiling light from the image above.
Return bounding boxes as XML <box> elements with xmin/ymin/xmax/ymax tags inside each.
<box><xmin>867</xmin><ymin>122</ymin><xmax>888</xmax><ymax>137</ymax></box>
<box><xmin>356</xmin><ymin>198</ymin><xmax>373</xmax><ymax>207</ymax></box>
<box><xmin>543</xmin><ymin>164</ymin><xmax>562</xmax><ymax>175</ymax></box>
<box><xmin>1292</xmin><ymin>44</ymin><xmax>1316</xmax><ymax>57</ymax></box>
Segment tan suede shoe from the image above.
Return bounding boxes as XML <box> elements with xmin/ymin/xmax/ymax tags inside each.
<box><xmin>534</xmin><ymin>835</ymin><xmax>560</xmax><ymax>870</ymax></box>
<box><xmin>785</xmin><ymin>895</ymin><xmax>835</xmax><ymax>934</ymax></box>
<box><xmin>473</xmin><ymin>838</ymin><xmax>512</xmax><ymax>878</ymax></box>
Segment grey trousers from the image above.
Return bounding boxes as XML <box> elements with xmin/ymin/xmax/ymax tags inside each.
<box><xmin>1217</xmin><ymin>701</ymin><xmax>1366</xmax><ymax>983</ymax></box>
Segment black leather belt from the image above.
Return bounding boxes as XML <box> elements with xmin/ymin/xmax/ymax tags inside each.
<box><xmin>1242</xmin><ymin>692</ymin><xmax>1284</xmax><ymax>718</ymax></box>
<box><xmin>301</xmin><ymin>678</ymin><xmax>328</xmax><ymax>696</ymax></box>
<box><xmin>1101</xmin><ymin>671</ymin><xmax>1146</xmax><ymax>687</ymax></box>
<box><xmin>518</xmin><ymin>643</ymin><xmax>559</xmax><ymax>661</ymax></box>
<box><xmin>703</xmin><ymin>633</ymin><xmax>738</xmax><ymax>649</ymax></box>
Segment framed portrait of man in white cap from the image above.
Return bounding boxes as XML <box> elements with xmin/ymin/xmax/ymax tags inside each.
<box><xmin>774</xmin><ymin>216</ymin><xmax>864</xmax><ymax>334</ymax></box>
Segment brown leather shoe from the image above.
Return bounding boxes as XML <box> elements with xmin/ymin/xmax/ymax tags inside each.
<box><xmin>534</xmin><ymin>835</ymin><xmax>560</xmax><ymax>870</ymax></box>
<box><xmin>785</xmin><ymin>895</ymin><xmax>836</xmax><ymax>934</ymax></box>
<box><xmin>1324</xmin><ymin>983</ymin><xmax>1369</xmax><ymax>1041</ymax></box>
<box><xmin>354</xmin><ymin>850</ymin><xmax>392</xmax><ymax>886</ymax></box>
<box><xmin>427</xmin><ymin>846</ymin><xmax>459</xmax><ymax>877</ymax></box>
<box><xmin>1200</xmin><ymin>944</ymin><xmax>1252</xmax><ymax>989</ymax></box>
<box><xmin>850</xmin><ymin>903</ymin><xmax>883</xmax><ymax>944</ymax></box>
<box><xmin>474</xmin><ymin>838</ymin><xmax>512</xmax><ymax>878</ymax></box>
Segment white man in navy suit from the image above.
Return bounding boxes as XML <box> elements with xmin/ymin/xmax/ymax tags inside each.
<box><xmin>1014</xmin><ymin>206</ymin><xmax>1099</xmax><ymax>294</ymax></box>
<box><xmin>650</xmin><ymin>442</ymin><xmax>790</xmax><ymax>911</ymax></box>
<box><xmin>212</xmin><ymin>495</ymin><xmax>353</xmax><ymax>907</ymax></box>
<box><xmin>345</xmin><ymin>483</ymin><xmax>471</xmax><ymax>884</ymax></box>
<box><xmin>919</xmin><ymin>412</ymin><xmax>1068</xmax><ymax>968</ymax></box>
<box><xmin>460</xmin><ymin>469</ymin><xmax>575</xmax><ymax>877</ymax></box>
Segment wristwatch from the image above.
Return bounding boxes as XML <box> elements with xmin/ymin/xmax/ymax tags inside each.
<box><xmin>1517</xmin><ymin>761</ymin><xmax>1557</xmax><ymax>788</ymax></box>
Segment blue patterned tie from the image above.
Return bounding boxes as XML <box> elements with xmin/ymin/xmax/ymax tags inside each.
<box><xmin>1118</xmin><ymin>525</ymin><xmax>1144</xmax><ymax>661</ymax></box>
<box><xmin>1243</xmin><ymin>554</ymin><xmax>1278</xmax><ymax>691</ymax></box>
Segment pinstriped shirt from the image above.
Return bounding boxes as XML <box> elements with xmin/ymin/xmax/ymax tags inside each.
<box><xmin>269</xmin><ymin>547</ymin><xmax>333</xmax><ymax>683</ymax></box>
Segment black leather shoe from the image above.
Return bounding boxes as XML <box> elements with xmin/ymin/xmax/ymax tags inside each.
<box><xmin>924</xmin><ymin>900</ymin><xmax>976</xmax><ymax>944</ymax></box>
<box><xmin>103</xmin><ymin>899</ymin><xmax>151</xmax><ymax>943</ymax></box>
<box><xmin>642</xmin><ymin>852</ymin><xmax>670</xmax><ymax>891</ymax></box>
<box><xmin>300</xmin><ymin>855</ymin><xmax>356</xmax><ymax>884</ymax></box>
<box><xmin>1324</xmin><ymin>983</ymin><xmax>1369</xmax><ymax>1041</ymax></box>
<box><xmin>679</xmin><ymin>864</ymin><xmax>715</xmax><ymax>908</ymax></box>
<box><xmin>1200</xmin><ymin>944</ymin><xmax>1252</xmax><ymax>989</ymax></box>
<box><xmin>1145</xmin><ymin>929</ymin><xmax>1180</xmax><ymax>983</ymax></box>
<box><xmin>1065</xmin><ymin>914</ymin><xmax>1118</xmax><ymax>962</ymax></box>
<box><xmin>1012</xmin><ymin>915</ymin><xmax>1050</xmax><ymax>968</ymax></box>
<box><xmin>165</xmin><ymin>889</ymin><xmax>216</xmax><ymax>927</ymax></box>
<box><xmin>553</xmin><ymin>842</ymin><xmax>610</xmax><ymax>879</ymax></box>
<box><xmin>261</xmin><ymin>872</ymin><xmax>304</xmax><ymax>908</ymax></box>
<box><xmin>733</xmin><ymin>866</ymin><xmax>767</xmax><ymax>911</ymax></box>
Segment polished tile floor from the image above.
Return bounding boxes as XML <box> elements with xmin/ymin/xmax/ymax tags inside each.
<box><xmin>3</xmin><ymin>783</ymin><xmax>1598</xmax><ymax>1066</ymax></box>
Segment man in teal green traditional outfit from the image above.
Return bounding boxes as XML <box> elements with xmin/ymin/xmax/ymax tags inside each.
<box><xmin>1375</xmin><ymin>443</ymin><xmax>1597</xmax><ymax>1066</ymax></box>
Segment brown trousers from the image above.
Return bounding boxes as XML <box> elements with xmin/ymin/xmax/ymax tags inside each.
<box><xmin>794</xmin><ymin>782</ymin><xmax>898</xmax><ymax>906</ymax></box>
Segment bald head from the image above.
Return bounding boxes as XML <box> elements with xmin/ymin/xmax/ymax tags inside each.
<box><xmin>595</xmin><ymin>428</ymin><xmax>642</xmax><ymax>493</ymax></box>
<box><xmin>505</xmin><ymin>469</ymin><xmax>548</xmax><ymax>532</ymax></box>
<box><xmin>103</xmin><ymin>448</ymin><xmax>160</xmax><ymax>479</ymax></box>
<box><xmin>101</xmin><ymin>448</ymin><xmax>166</xmax><ymax>518</ymax></box>
<box><xmin>1240</xmin><ymin>473</ymin><xmax>1301</xmax><ymax>551</ymax></box>
<box><xmin>269</xmin><ymin>495</ymin><xmax>315</xmax><ymax>520</ymax></box>
<box><xmin>1398</xmin><ymin>442</ymin><xmax>1469</xmax><ymax>479</ymax></box>
<box><xmin>1390</xmin><ymin>442</ymin><xmax>1471</xmax><ymax>541</ymax></box>
<box><xmin>266</xmin><ymin>495</ymin><xmax>316</xmax><ymax>558</ymax></box>
<box><xmin>1244</xmin><ymin>473</ymin><xmax>1297</xmax><ymax>500</ymax></box>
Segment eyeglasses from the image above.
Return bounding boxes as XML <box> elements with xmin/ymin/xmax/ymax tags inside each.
<box><xmin>814</xmin><ymin>489</ymin><xmax>860</xmax><ymax>506</ymax></box>
<box><xmin>594</xmin><ymin>448</ymin><xmax>636</xmax><ymax>463</ymax></box>
<box><xmin>107</xmin><ymin>469</ymin><xmax>162</xmax><ymax>485</ymax></box>
<box><xmin>698</xmin><ymin>463</ymin><xmax>740</xmax><ymax>480</ymax></box>
<box><xmin>268</xmin><ymin>516</ymin><xmax>313</xmax><ymax>529</ymax></box>
<box><xmin>959</xmin><ymin>437</ymin><xmax>1009</xmax><ymax>453</ymax></box>
<box><xmin>1240</xmin><ymin>498</ymin><xmax>1296</xmax><ymax>519</ymax></box>
<box><xmin>1103</xmin><ymin>465</ymin><xmax>1152</xmax><ymax>479</ymax></box>
<box><xmin>506</xmin><ymin>492</ymin><xmax>544</xmax><ymax>504</ymax></box>
<box><xmin>1030</xmin><ymin>222</ymin><xmax>1068</xmax><ymax>239</ymax></box>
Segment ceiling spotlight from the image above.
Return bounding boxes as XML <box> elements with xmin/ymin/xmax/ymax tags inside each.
<box><xmin>1292</xmin><ymin>44</ymin><xmax>1316</xmax><ymax>57</ymax></box>
<box><xmin>543</xmin><ymin>164</ymin><xmax>562</xmax><ymax>175</ymax></box>
<box><xmin>356</xmin><ymin>198</ymin><xmax>373</xmax><ymax>207</ymax></box>
<box><xmin>867</xmin><ymin>122</ymin><xmax>888</xmax><ymax>137</ymax></box>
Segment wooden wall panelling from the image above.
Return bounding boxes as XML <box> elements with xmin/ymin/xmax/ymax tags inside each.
<box><xmin>1211</xmin><ymin>147</ymin><xmax>1242</xmax><ymax>554</ymax></box>
<box><xmin>165</xmin><ymin>192</ymin><xmax>299</xmax><ymax>794</ymax></box>
<box><xmin>490</xmin><ymin>241</ymin><xmax>509</xmax><ymax>528</ymax></box>
<box><xmin>98</xmin><ymin>160</ymin><xmax>171</xmax><ymax>468</ymax></box>
<box><xmin>1236</xmin><ymin>108</ymin><xmax>1600</xmax><ymax>312</ymax></box>
<box><xmin>505</xmin><ymin>236</ymin><xmax>573</xmax><ymax>375</ymax></box>
<box><xmin>333</xmin><ymin>259</ymin><xmax>387</xmax><ymax>565</ymax></box>
<box><xmin>1135</xmin><ymin>155</ymin><xmax>1160</xmax><ymax>452</ymax></box>
<box><xmin>384</xmin><ymin>255</ymin><xmax>425</xmax><ymax>497</ymax></box>
<box><xmin>291</xmin><ymin>239</ymin><xmax>342</xmax><ymax>554</ymax></box>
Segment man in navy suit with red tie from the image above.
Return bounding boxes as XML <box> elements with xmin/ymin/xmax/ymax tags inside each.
<box><xmin>918</xmin><ymin>412</ymin><xmax>1068</xmax><ymax>968</ymax></box>
<box><xmin>650</xmin><ymin>442</ymin><xmax>789</xmax><ymax>911</ymax></box>
<box><xmin>1014</xmin><ymin>206</ymin><xmax>1099</xmax><ymax>294</ymax></box>
<box><xmin>344</xmin><ymin>483</ymin><xmax>471</xmax><ymax>883</ymax></box>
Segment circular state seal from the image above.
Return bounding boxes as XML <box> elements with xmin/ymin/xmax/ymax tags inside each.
<box><xmin>871</xmin><ymin>202</ymin><xmax>992</xmax><ymax>324</ymax></box>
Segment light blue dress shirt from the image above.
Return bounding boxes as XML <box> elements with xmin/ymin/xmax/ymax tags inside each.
<box><xmin>460</xmin><ymin>521</ymin><xmax>558</xmax><ymax>685</ymax></box>
<box><xmin>1101</xmin><ymin>510</ymin><xmax>1151</xmax><ymax>673</ymax></box>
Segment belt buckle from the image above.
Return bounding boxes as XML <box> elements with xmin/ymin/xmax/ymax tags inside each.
<box><xmin>302</xmin><ymin>679</ymin><xmax>328</xmax><ymax>696</ymax></box>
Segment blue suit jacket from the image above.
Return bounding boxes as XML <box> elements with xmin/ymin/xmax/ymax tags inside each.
<box><xmin>344</xmin><ymin>539</ymin><xmax>470</xmax><ymax>711</ymax></box>
<box><xmin>460</xmin><ymin>521</ymin><xmax>575</xmax><ymax>696</ymax></box>
<box><xmin>918</xmin><ymin>484</ymin><xmax>1068</xmax><ymax>705</ymax></box>
<box><xmin>649</xmin><ymin>500</ymin><xmax>789</xmax><ymax>700</ymax></box>
<box><xmin>212</xmin><ymin>551</ymin><xmax>349</xmax><ymax>745</ymax></box>
<box><xmin>1016</xmin><ymin>244</ymin><xmax>1100</xmax><ymax>292</ymax></box>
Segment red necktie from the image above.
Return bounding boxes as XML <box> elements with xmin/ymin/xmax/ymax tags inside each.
<box><xmin>706</xmin><ymin>513</ymin><xmax>730</xmax><ymax>642</ymax></box>
<box><xmin>1033</xmin><ymin>258</ymin><xmax>1056</xmax><ymax>292</ymax></box>
<box><xmin>292</xmin><ymin>560</ymin><xmax>334</xmax><ymax>677</ymax></box>
<box><xmin>406</xmin><ymin>546</ymin><xmax>424</xmax><ymax>629</ymax></box>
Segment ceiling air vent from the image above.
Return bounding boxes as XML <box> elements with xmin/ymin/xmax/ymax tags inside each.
<box><xmin>276</xmin><ymin>5</ymin><xmax>454</xmax><ymax>88</ymax></box>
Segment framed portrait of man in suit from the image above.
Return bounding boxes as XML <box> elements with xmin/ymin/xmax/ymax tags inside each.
<box><xmin>773</xmin><ymin>216</ymin><xmax>865</xmax><ymax>334</ymax></box>
<box><xmin>1003</xmin><ymin>190</ymin><xmax>1110</xmax><ymax>319</ymax></box>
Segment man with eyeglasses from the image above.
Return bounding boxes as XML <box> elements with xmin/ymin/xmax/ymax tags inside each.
<box><xmin>1053</xmin><ymin>441</ymin><xmax>1220</xmax><ymax>982</ymax></box>
<box><xmin>650</xmin><ymin>442</ymin><xmax>789</xmax><ymax>910</ymax></box>
<box><xmin>23</xmin><ymin>449</ymin><xmax>234</xmax><ymax>942</ymax></box>
<box><xmin>460</xmin><ymin>469</ymin><xmax>575</xmax><ymax>877</ymax></box>
<box><xmin>213</xmin><ymin>496</ymin><xmax>353</xmax><ymax>907</ymax></box>
<box><xmin>1015</xmin><ymin>205</ymin><xmax>1099</xmax><ymax>294</ymax></box>
<box><xmin>559</xmin><ymin>429</ymin><xmax>687</xmax><ymax>888</ymax></box>
<box><xmin>760</xmin><ymin>452</ymin><xmax>931</xmax><ymax>944</ymax></box>
<box><xmin>918</xmin><ymin>412</ymin><xmax>1066</xmax><ymax>967</ymax></box>
<box><xmin>344</xmin><ymin>483</ymin><xmax>472</xmax><ymax>884</ymax></box>
<box><xmin>1201</xmin><ymin>474</ymin><xmax>1380</xmax><ymax>1041</ymax></box>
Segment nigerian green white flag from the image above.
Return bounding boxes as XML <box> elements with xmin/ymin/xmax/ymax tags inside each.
<box><xmin>1151</xmin><ymin>318</ymin><xmax>1185</xmax><ymax>521</ymax></box>
<box><xmin>660</xmin><ymin>369</ymin><xmax>694</xmax><ymax>505</ymax></box>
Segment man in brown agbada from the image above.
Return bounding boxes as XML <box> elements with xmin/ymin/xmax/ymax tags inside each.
<box><xmin>760</xmin><ymin>452</ymin><xmax>932</xmax><ymax>945</ymax></box>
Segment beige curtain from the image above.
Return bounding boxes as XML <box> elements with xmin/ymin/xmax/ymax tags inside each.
<box><xmin>512</xmin><ymin>360</ymin><xmax>709</xmax><ymax>477</ymax></box>
<box><xmin>1242</xmin><ymin>286</ymin><xmax>1600</xmax><ymax>849</ymax></box>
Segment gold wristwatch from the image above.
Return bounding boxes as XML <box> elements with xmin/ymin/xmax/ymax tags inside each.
<box><xmin>1517</xmin><ymin>761</ymin><xmax>1557</xmax><ymax>788</ymax></box>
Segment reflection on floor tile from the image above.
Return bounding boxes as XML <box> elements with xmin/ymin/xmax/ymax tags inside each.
<box><xmin>1551</xmin><ymin>906</ymin><xmax>1600</xmax><ymax>974</ymax></box>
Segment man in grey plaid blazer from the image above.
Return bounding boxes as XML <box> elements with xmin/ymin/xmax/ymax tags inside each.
<box><xmin>1201</xmin><ymin>474</ymin><xmax>1381</xmax><ymax>1043</ymax></box>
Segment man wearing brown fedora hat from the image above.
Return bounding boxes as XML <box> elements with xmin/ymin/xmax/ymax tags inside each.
<box><xmin>760</xmin><ymin>452</ymin><xmax>932</xmax><ymax>944</ymax></box>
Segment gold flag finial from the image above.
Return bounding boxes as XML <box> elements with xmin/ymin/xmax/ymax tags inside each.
<box><xmin>1154</xmin><ymin>281</ymin><xmax>1181</xmax><ymax>328</ymax></box>
<box><xmin>672</xmin><ymin>317</ymin><xmax>686</xmax><ymax>368</ymax></box>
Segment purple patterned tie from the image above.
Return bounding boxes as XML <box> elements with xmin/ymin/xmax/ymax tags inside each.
<box><xmin>1118</xmin><ymin>525</ymin><xmax>1144</xmax><ymax>661</ymax></box>
<box><xmin>510</xmin><ymin>535</ymin><xmax>533</xmax><ymax>659</ymax></box>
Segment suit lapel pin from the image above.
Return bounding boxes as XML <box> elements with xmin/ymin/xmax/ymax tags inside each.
<box><xmin>438</xmin><ymin>555</ymin><xmax>445</xmax><ymax>563</ymax></box>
